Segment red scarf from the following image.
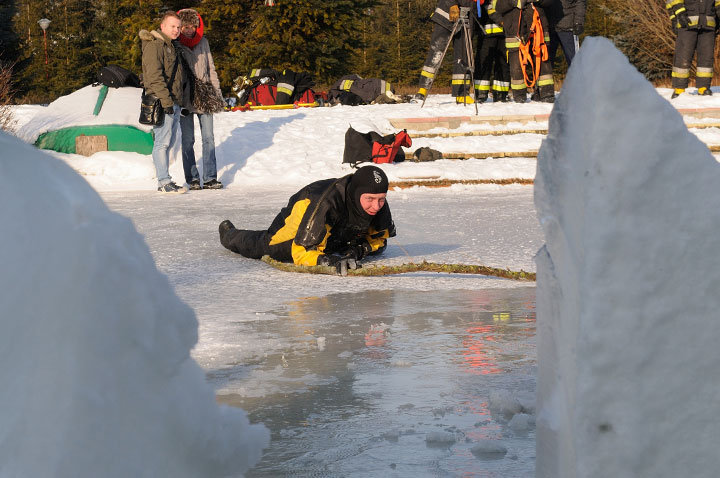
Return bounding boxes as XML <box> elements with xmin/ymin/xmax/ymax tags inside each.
<box><xmin>178</xmin><ymin>12</ymin><xmax>204</xmax><ymax>49</ymax></box>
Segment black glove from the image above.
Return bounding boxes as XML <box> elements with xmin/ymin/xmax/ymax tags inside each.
<box><xmin>676</xmin><ymin>10</ymin><xmax>690</xmax><ymax>29</ymax></box>
<box><xmin>163</xmin><ymin>106</ymin><xmax>175</xmax><ymax>115</ymax></box>
<box><xmin>344</xmin><ymin>241</ymin><xmax>373</xmax><ymax>262</ymax></box>
<box><xmin>317</xmin><ymin>254</ymin><xmax>358</xmax><ymax>276</ymax></box>
<box><xmin>180</xmin><ymin>108</ymin><xmax>190</xmax><ymax>117</ymax></box>
<box><xmin>572</xmin><ymin>23</ymin><xmax>584</xmax><ymax>35</ymax></box>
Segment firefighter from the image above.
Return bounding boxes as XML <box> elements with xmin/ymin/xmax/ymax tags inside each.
<box><xmin>218</xmin><ymin>166</ymin><xmax>396</xmax><ymax>274</ymax></box>
<box><xmin>667</xmin><ymin>0</ymin><xmax>719</xmax><ymax>98</ymax></box>
<box><xmin>413</xmin><ymin>0</ymin><xmax>478</xmax><ymax>104</ymax></box>
<box><xmin>474</xmin><ymin>0</ymin><xmax>511</xmax><ymax>103</ymax></box>
<box><xmin>489</xmin><ymin>0</ymin><xmax>555</xmax><ymax>103</ymax></box>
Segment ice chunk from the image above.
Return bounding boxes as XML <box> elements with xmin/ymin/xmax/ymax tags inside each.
<box><xmin>508</xmin><ymin>413</ymin><xmax>534</xmax><ymax>432</ymax></box>
<box><xmin>425</xmin><ymin>431</ymin><xmax>457</xmax><ymax>445</ymax></box>
<box><xmin>0</xmin><ymin>132</ymin><xmax>269</xmax><ymax>477</ymax></box>
<box><xmin>535</xmin><ymin>37</ymin><xmax>720</xmax><ymax>477</ymax></box>
<box><xmin>471</xmin><ymin>440</ymin><xmax>508</xmax><ymax>458</ymax></box>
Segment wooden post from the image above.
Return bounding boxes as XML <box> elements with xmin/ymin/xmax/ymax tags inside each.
<box><xmin>75</xmin><ymin>135</ymin><xmax>108</xmax><ymax>156</ymax></box>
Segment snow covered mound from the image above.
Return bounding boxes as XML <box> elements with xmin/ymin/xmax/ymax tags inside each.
<box><xmin>0</xmin><ymin>131</ymin><xmax>269</xmax><ymax>476</ymax></box>
<box><xmin>15</xmin><ymin>85</ymin><xmax>152</xmax><ymax>144</ymax></box>
<box><xmin>534</xmin><ymin>37</ymin><xmax>720</xmax><ymax>477</ymax></box>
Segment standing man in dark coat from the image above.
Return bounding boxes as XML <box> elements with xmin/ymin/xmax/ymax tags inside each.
<box><xmin>667</xmin><ymin>0</ymin><xmax>718</xmax><ymax>98</ymax></box>
<box><xmin>219</xmin><ymin>166</ymin><xmax>396</xmax><ymax>274</ymax></box>
<box><xmin>546</xmin><ymin>0</ymin><xmax>586</xmax><ymax>68</ymax></box>
<box><xmin>139</xmin><ymin>11</ymin><xmax>192</xmax><ymax>193</ymax></box>
<box><xmin>413</xmin><ymin>0</ymin><xmax>478</xmax><ymax>104</ymax></box>
<box><xmin>489</xmin><ymin>0</ymin><xmax>555</xmax><ymax>103</ymax></box>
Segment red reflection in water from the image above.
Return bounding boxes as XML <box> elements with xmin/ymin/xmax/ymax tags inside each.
<box><xmin>462</xmin><ymin>324</ymin><xmax>502</xmax><ymax>375</ymax></box>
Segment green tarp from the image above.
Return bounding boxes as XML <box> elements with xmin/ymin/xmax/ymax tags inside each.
<box><xmin>35</xmin><ymin>124</ymin><xmax>153</xmax><ymax>155</ymax></box>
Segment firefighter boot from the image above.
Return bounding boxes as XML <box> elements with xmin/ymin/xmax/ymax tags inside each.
<box><xmin>671</xmin><ymin>88</ymin><xmax>685</xmax><ymax>99</ymax></box>
<box><xmin>456</xmin><ymin>95</ymin><xmax>475</xmax><ymax>104</ymax></box>
<box><xmin>698</xmin><ymin>87</ymin><xmax>713</xmax><ymax>96</ymax></box>
<box><xmin>475</xmin><ymin>92</ymin><xmax>488</xmax><ymax>104</ymax></box>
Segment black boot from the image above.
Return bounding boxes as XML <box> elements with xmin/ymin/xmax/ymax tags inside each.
<box><xmin>475</xmin><ymin>92</ymin><xmax>488</xmax><ymax>104</ymax></box>
<box><xmin>219</xmin><ymin>220</ymin><xmax>236</xmax><ymax>248</ymax></box>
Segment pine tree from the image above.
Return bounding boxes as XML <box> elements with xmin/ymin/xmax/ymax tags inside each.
<box><xmin>236</xmin><ymin>0</ymin><xmax>377</xmax><ymax>84</ymax></box>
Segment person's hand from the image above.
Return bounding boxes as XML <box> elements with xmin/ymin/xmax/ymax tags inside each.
<box><xmin>572</xmin><ymin>23</ymin><xmax>584</xmax><ymax>35</ymax></box>
<box><xmin>344</xmin><ymin>241</ymin><xmax>373</xmax><ymax>262</ymax></box>
<box><xmin>180</xmin><ymin>108</ymin><xmax>190</xmax><ymax>117</ymax></box>
<box><xmin>676</xmin><ymin>10</ymin><xmax>690</xmax><ymax>29</ymax></box>
<box><xmin>317</xmin><ymin>254</ymin><xmax>358</xmax><ymax>276</ymax></box>
<box><xmin>449</xmin><ymin>5</ymin><xmax>460</xmax><ymax>22</ymax></box>
<box><xmin>163</xmin><ymin>106</ymin><xmax>174</xmax><ymax>115</ymax></box>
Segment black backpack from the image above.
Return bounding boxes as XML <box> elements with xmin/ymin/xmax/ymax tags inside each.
<box><xmin>97</xmin><ymin>65</ymin><xmax>141</xmax><ymax>88</ymax></box>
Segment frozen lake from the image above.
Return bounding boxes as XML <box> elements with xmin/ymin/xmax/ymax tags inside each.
<box><xmin>102</xmin><ymin>184</ymin><xmax>543</xmax><ymax>477</ymax></box>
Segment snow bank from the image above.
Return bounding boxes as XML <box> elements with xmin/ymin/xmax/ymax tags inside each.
<box><xmin>0</xmin><ymin>131</ymin><xmax>269</xmax><ymax>476</ymax></box>
<box><xmin>535</xmin><ymin>37</ymin><xmax>720</xmax><ymax>477</ymax></box>
<box><xmin>15</xmin><ymin>85</ymin><xmax>152</xmax><ymax>144</ymax></box>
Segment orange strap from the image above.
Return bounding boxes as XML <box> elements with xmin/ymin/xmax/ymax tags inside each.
<box><xmin>517</xmin><ymin>5</ymin><xmax>548</xmax><ymax>88</ymax></box>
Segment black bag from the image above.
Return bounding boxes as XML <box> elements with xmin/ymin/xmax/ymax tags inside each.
<box><xmin>139</xmin><ymin>90</ymin><xmax>164</xmax><ymax>126</ymax></box>
<box><xmin>97</xmin><ymin>65</ymin><xmax>141</xmax><ymax>88</ymax></box>
<box><xmin>342</xmin><ymin>126</ymin><xmax>410</xmax><ymax>167</ymax></box>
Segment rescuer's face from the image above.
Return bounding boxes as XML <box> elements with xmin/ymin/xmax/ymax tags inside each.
<box><xmin>359</xmin><ymin>193</ymin><xmax>386</xmax><ymax>215</ymax></box>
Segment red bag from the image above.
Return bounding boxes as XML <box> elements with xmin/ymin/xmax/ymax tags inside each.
<box><xmin>371</xmin><ymin>130</ymin><xmax>412</xmax><ymax>164</ymax></box>
<box><xmin>247</xmin><ymin>84</ymin><xmax>277</xmax><ymax>106</ymax></box>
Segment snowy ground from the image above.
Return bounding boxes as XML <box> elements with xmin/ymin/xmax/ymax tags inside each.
<box><xmin>8</xmin><ymin>76</ymin><xmax>720</xmax><ymax>475</ymax></box>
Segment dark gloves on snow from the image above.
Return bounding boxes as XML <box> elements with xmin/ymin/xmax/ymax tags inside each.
<box><xmin>344</xmin><ymin>241</ymin><xmax>373</xmax><ymax>262</ymax></box>
<box><xmin>317</xmin><ymin>254</ymin><xmax>358</xmax><ymax>276</ymax></box>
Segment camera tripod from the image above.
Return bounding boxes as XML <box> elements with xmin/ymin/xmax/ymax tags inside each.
<box><xmin>421</xmin><ymin>7</ymin><xmax>478</xmax><ymax>115</ymax></box>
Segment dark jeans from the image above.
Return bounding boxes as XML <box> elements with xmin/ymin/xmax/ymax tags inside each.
<box><xmin>549</xmin><ymin>30</ymin><xmax>577</xmax><ymax>68</ymax></box>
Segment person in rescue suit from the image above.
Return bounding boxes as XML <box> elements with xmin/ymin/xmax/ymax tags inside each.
<box><xmin>218</xmin><ymin>166</ymin><xmax>396</xmax><ymax>274</ymax></box>
<box><xmin>489</xmin><ymin>0</ymin><xmax>555</xmax><ymax>103</ymax></box>
<box><xmin>474</xmin><ymin>0</ymin><xmax>511</xmax><ymax>103</ymax></box>
<box><xmin>667</xmin><ymin>0</ymin><xmax>719</xmax><ymax>98</ymax></box>
<box><xmin>413</xmin><ymin>0</ymin><xmax>478</xmax><ymax>104</ymax></box>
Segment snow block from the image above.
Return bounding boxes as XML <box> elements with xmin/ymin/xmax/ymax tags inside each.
<box><xmin>534</xmin><ymin>37</ymin><xmax>720</xmax><ymax>477</ymax></box>
<box><xmin>0</xmin><ymin>131</ymin><xmax>269</xmax><ymax>477</ymax></box>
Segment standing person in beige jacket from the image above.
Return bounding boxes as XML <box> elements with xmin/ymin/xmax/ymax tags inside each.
<box><xmin>177</xmin><ymin>9</ymin><xmax>225</xmax><ymax>190</ymax></box>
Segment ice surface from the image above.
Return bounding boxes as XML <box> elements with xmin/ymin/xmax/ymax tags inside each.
<box><xmin>0</xmin><ymin>132</ymin><xmax>268</xmax><ymax>477</ymax></box>
<box><xmin>535</xmin><ymin>37</ymin><xmax>720</xmax><ymax>477</ymax></box>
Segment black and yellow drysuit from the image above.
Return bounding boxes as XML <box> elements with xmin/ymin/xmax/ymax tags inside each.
<box><xmin>667</xmin><ymin>0</ymin><xmax>719</xmax><ymax>97</ymax></box>
<box><xmin>219</xmin><ymin>166</ymin><xmax>396</xmax><ymax>267</ymax></box>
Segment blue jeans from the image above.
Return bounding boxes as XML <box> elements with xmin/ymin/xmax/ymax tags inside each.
<box><xmin>180</xmin><ymin>112</ymin><xmax>217</xmax><ymax>184</ymax></box>
<box><xmin>152</xmin><ymin>105</ymin><xmax>179</xmax><ymax>187</ymax></box>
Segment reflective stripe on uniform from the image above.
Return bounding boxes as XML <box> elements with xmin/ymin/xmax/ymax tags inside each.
<box><xmin>506</xmin><ymin>38</ymin><xmax>521</xmax><ymax>49</ymax></box>
<box><xmin>511</xmin><ymin>80</ymin><xmax>526</xmax><ymax>90</ymax></box>
<box><xmin>421</xmin><ymin>70</ymin><xmax>435</xmax><ymax>79</ymax></box>
<box><xmin>666</xmin><ymin>0</ymin><xmax>683</xmax><ymax>7</ymax></box>
<box><xmin>492</xmin><ymin>82</ymin><xmax>510</xmax><ymax>92</ymax></box>
<box><xmin>707</xmin><ymin>17</ymin><xmax>716</xmax><ymax>27</ymax></box>
<box><xmin>688</xmin><ymin>15</ymin><xmax>699</xmax><ymax>25</ymax></box>
<box><xmin>251</xmin><ymin>68</ymin><xmax>262</xmax><ymax>77</ymax></box>
<box><xmin>482</xmin><ymin>24</ymin><xmax>503</xmax><ymax>34</ymax></box>
<box><xmin>474</xmin><ymin>80</ymin><xmax>491</xmax><ymax>91</ymax></box>
<box><xmin>340</xmin><ymin>79</ymin><xmax>354</xmax><ymax>91</ymax></box>
<box><xmin>537</xmin><ymin>75</ymin><xmax>554</xmax><ymax>87</ymax></box>
<box><xmin>434</xmin><ymin>7</ymin><xmax>450</xmax><ymax>20</ymax></box>
<box><xmin>277</xmin><ymin>82</ymin><xmax>294</xmax><ymax>95</ymax></box>
<box><xmin>697</xmin><ymin>67</ymin><xmax>714</xmax><ymax>77</ymax></box>
<box><xmin>672</xmin><ymin>67</ymin><xmax>691</xmax><ymax>78</ymax></box>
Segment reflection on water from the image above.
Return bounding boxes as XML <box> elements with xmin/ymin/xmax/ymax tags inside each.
<box><xmin>216</xmin><ymin>287</ymin><xmax>536</xmax><ymax>477</ymax></box>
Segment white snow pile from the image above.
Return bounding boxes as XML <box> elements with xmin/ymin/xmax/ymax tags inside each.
<box><xmin>15</xmin><ymin>85</ymin><xmax>152</xmax><ymax>144</ymax></box>
<box><xmin>0</xmin><ymin>131</ymin><xmax>269</xmax><ymax>477</ymax></box>
<box><xmin>471</xmin><ymin>439</ymin><xmax>508</xmax><ymax>458</ymax></box>
<box><xmin>535</xmin><ymin>37</ymin><xmax>720</xmax><ymax>477</ymax></box>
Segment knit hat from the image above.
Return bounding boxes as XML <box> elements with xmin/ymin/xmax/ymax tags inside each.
<box><xmin>349</xmin><ymin>166</ymin><xmax>389</xmax><ymax>199</ymax></box>
<box><xmin>178</xmin><ymin>9</ymin><xmax>200</xmax><ymax>27</ymax></box>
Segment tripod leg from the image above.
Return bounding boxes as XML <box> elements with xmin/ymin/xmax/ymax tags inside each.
<box><xmin>461</xmin><ymin>21</ymin><xmax>479</xmax><ymax>114</ymax></box>
<box><xmin>421</xmin><ymin>20</ymin><xmax>461</xmax><ymax>108</ymax></box>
